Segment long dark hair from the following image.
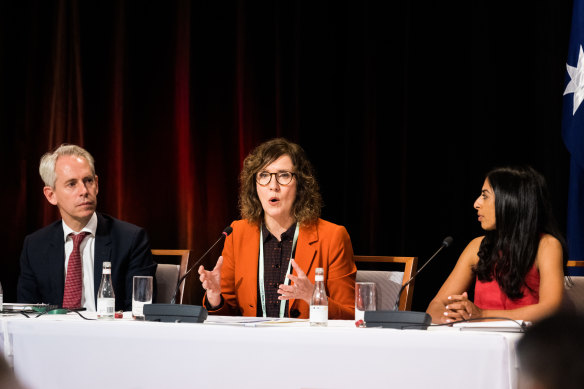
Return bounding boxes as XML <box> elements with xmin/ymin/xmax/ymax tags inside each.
<box><xmin>473</xmin><ymin>166</ymin><xmax>566</xmax><ymax>299</ymax></box>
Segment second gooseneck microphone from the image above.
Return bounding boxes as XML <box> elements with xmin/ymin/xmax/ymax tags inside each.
<box><xmin>392</xmin><ymin>236</ymin><xmax>453</xmax><ymax>310</ymax></box>
<box><xmin>364</xmin><ymin>236</ymin><xmax>453</xmax><ymax>329</ymax></box>
<box><xmin>170</xmin><ymin>226</ymin><xmax>233</xmax><ymax>304</ymax></box>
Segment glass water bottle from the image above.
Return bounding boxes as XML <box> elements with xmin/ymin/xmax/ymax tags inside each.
<box><xmin>310</xmin><ymin>268</ymin><xmax>328</xmax><ymax>327</ymax></box>
<box><xmin>97</xmin><ymin>261</ymin><xmax>115</xmax><ymax>319</ymax></box>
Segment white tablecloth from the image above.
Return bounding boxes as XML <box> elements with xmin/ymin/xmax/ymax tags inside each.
<box><xmin>0</xmin><ymin>313</ymin><xmax>521</xmax><ymax>389</ymax></box>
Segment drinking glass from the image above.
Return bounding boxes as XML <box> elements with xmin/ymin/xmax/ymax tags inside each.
<box><xmin>355</xmin><ymin>282</ymin><xmax>376</xmax><ymax>323</ymax></box>
<box><xmin>132</xmin><ymin>276</ymin><xmax>153</xmax><ymax>320</ymax></box>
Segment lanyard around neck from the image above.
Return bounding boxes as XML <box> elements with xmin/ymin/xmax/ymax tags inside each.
<box><xmin>259</xmin><ymin>223</ymin><xmax>300</xmax><ymax>318</ymax></box>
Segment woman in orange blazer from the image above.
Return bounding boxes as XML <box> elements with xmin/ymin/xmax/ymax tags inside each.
<box><xmin>199</xmin><ymin>138</ymin><xmax>356</xmax><ymax>319</ymax></box>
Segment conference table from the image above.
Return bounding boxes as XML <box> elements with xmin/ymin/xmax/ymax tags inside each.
<box><xmin>0</xmin><ymin>312</ymin><xmax>522</xmax><ymax>389</ymax></box>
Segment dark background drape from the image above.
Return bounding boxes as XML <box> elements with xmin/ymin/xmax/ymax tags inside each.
<box><xmin>0</xmin><ymin>0</ymin><xmax>573</xmax><ymax>311</ymax></box>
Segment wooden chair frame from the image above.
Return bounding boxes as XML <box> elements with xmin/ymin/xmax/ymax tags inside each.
<box><xmin>354</xmin><ymin>256</ymin><xmax>418</xmax><ymax>311</ymax></box>
<box><xmin>151</xmin><ymin>249</ymin><xmax>191</xmax><ymax>304</ymax></box>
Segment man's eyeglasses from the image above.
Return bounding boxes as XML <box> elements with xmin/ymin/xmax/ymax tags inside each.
<box><xmin>256</xmin><ymin>171</ymin><xmax>296</xmax><ymax>186</ymax></box>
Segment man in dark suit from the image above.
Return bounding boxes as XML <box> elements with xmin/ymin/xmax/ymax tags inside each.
<box><xmin>17</xmin><ymin>144</ymin><xmax>157</xmax><ymax>311</ymax></box>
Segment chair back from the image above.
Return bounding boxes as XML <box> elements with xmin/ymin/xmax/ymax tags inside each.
<box><xmin>354</xmin><ymin>256</ymin><xmax>417</xmax><ymax>311</ymax></box>
<box><xmin>564</xmin><ymin>277</ymin><xmax>584</xmax><ymax>313</ymax></box>
<box><xmin>151</xmin><ymin>250</ymin><xmax>191</xmax><ymax>304</ymax></box>
<box><xmin>155</xmin><ymin>264</ymin><xmax>180</xmax><ymax>304</ymax></box>
<box><xmin>564</xmin><ymin>261</ymin><xmax>584</xmax><ymax>313</ymax></box>
<box><xmin>567</xmin><ymin>261</ymin><xmax>584</xmax><ymax>267</ymax></box>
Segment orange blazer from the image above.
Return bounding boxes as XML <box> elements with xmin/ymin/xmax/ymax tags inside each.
<box><xmin>205</xmin><ymin>218</ymin><xmax>356</xmax><ymax>319</ymax></box>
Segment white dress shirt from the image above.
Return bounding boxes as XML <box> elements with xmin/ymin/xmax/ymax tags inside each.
<box><xmin>62</xmin><ymin>212</ymin><xmax>98</xmax><ymax>312</ymax></box>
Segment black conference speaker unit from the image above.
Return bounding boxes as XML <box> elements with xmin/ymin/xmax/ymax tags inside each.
<box><xmin>364</xmin><ymin>311</ymin><xmax>432</xmax><ymax>329</ymax></box>
<box><xmin>143</xmin><ymin>304</ymin><xmax>208</xmax><ymax>323</ymax></box>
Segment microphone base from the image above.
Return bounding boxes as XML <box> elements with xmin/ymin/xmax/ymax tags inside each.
<box><xmin>364</xmin><ymin>310</ymin><xmax>432</xmax><ymax>330</ymax></box>
<box><xmin>143</xmin><ymin>303</ymin><xmax>208</xmax><ymax>323</ymax></box>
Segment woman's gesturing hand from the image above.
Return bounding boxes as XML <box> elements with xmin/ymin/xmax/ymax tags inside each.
<box><xmin>277</xmin><ymin>259</ymin><xmax>315</xmax><ymax>304</ymax></box>
<box><xmin>198</xmin><ymin>256</ymin><xmax>223</xmax><ymax>308</ymax></box>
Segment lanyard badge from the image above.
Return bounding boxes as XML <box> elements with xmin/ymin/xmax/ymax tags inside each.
<box><xmin>258</xmin><ymin>223</ymin><xmax>300</xmax><ymax>318</ymax></box>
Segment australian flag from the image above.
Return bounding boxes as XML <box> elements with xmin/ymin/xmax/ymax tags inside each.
<box><xmin>563</xmin><ymin>0</ymin><xmax>584</xmax><ymax>275</ymax></box>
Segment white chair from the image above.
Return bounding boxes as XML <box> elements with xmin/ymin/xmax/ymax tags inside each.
<box><xmin>354</xmin><ymin>256</ymin><xmax>418</xmax><ymax>311</ymax></box>
<box><xmin>155</xmin><ymin>264</ymin><xmax>180</xmax><ymax>304</ymax></box>
<box><xmin>564</xmin><ymin>261</ymin><xmax>584</xmax><ymax>313</ymax></box>
<box><xmin>151</xmin><ymin>250</ymin><xmax>191</xmax><ymax>304</ymax></box>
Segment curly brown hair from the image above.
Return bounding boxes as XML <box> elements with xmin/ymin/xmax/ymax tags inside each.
<box><xmin>239</xmin><ymin>138</ymin><xmax>322</xmax><ymax>226</ymax></box>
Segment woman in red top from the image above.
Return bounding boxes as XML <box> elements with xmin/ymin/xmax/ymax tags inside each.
<box><xmin>427</xmin><ymin>166</ymin><xmax>566</xmax><ymax>324</ymax></box>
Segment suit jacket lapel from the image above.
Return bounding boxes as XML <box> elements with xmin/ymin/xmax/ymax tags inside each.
<box><xmin>294</xmin><ymin>223</ymin><xmax>318</xmax><ymax>274</ymax></box>
<box><xmin>242</xmin><ymin>223</ymin><xmax>260</xmax><ymax>314</ymax></box>
<box><xmin>48</xmin><ymin>222</ymin><xmax>66</xmax><ymax>301</ymax></box>
<box><xmin>94</xmin><ymin>214</ymin><xmax>112</xmax><ymax>301</ymax></box>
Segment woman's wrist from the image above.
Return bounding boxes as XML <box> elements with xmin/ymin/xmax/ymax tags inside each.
<box><xmin>206</xmin><ymin>291</ymin><xmax>222</xmax><ymax>309</ymax></box>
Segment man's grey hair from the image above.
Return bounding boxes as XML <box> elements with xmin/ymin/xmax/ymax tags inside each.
<box><xmin>39</xmin><ymin>144</ymin><xmax>96</xmax><ymax>188</ymax></box>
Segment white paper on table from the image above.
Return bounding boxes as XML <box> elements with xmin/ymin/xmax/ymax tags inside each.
<box><xmin>452</xmin><ymin>320</ymin><xmax>530</xmax><ymax>332</ymax></box>
<box><xmin>204</xmin><ymin>315</ymin><xmax>308</xmax><ymax>327</ymax></box>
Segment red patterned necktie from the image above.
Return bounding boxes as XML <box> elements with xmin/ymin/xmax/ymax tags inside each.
<box><xmin>62</xmin><ymin>232</ymin><xmax>89</xmax><ymax>309</ymax></box>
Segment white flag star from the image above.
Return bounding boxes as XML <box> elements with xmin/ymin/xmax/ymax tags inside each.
<box><xmin>564</xmin><ymin>45</ymin><xmax>584</xmax><ymax>115</ymax></box>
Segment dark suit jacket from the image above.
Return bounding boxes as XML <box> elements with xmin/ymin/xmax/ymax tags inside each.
<box><xmin>17</xmin><ymin>213</ymin><xmax>157</xmax><ymax>311</ymax></box>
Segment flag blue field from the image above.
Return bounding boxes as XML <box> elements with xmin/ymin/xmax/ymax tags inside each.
<box><xmin>563</xmin><ymin>0</ymin><xmax>584</xmax><ymax>276</ymax></box>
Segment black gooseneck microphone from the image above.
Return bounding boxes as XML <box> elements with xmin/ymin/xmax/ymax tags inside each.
<box><xmin>170</xmin><ymin>226</ymin><xmax>233</xmax><ymax>304</ymax></box>
<box><xmin>392</xmin><ymin>236</ymin><xmax>453</xmax><ymax>310</ymax></box>
<box><xmin>144</xmin><ymin>226</ymin><xmax>233</xmax><ymax>323</ymax></box>
<box><xmin>364</xmin><ymin>236</ymin><xmax>453</xmax><ymax>329</ymax></box>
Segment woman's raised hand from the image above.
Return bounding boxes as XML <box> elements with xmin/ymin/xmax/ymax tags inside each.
<box><xmin>277</xmin><ymin>259</ymin><xmax>315</xmax><ymax>304</ymax></box>
<box><xmin>198</xmin><ymin>256</ymin><xmax>223</xmax><ymax>308</ymax></box>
